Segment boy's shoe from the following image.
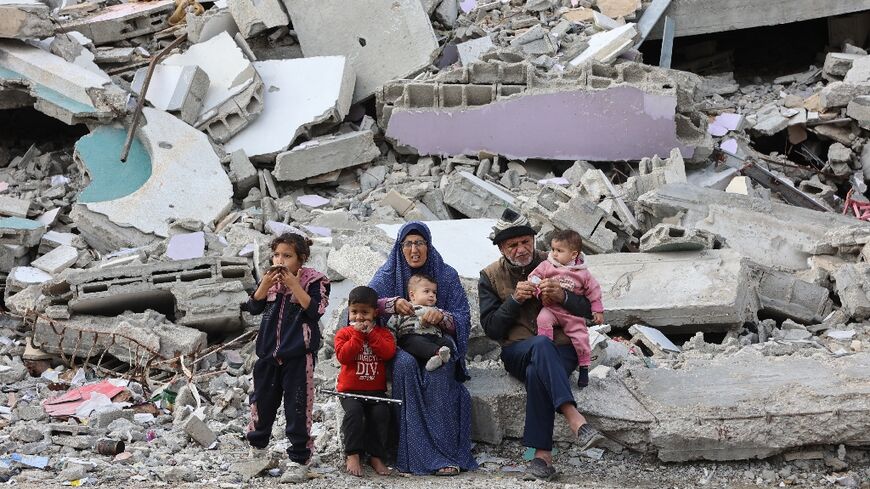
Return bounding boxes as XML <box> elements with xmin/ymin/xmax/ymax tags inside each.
<box><xmin>425</xmin><ymin>355</ymin><xmax>443</xmax><ymax>371</ymax></box>
<box><xmin>437</xmin><ymin>346</ymin><xmax>451</xmax><ymax>363</ymax></box>
<box><xmin>523</xmin><ymin>457</ymin><xmax>556</xmax><ymax>481</ymax></box>
<box><xmin>577</xmin><ymin>366</ymin><xmax>589</xmax><ymax>389</ymax></box>
<box><xmin>576</xmin><ymin>424</ymin><xmax>605</xmax><ymax>452</ymax></box>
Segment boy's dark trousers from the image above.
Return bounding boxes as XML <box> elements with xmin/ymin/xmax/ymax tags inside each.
<box><xmin>247</xmin><ymin>355</ymin><xmax>314</xmax><ymax>464</ymax></box>
<box><xmin>339</xmin><ymin>391</ymin><xmax>391</xmax><ymax>458</ymax></box>
<box><xmin>398</xmin><ymin>333</ymin><xmax>453</xmax><ymax>363</ymax></box>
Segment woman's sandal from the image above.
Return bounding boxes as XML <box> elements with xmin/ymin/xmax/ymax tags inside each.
<box><xmin>434</xmin><ymin>465</ymin><xmax>460</xmax><ymax>476</ymax></box>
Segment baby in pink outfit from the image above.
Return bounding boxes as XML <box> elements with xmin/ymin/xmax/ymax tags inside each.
<box><xmin>528</xmin><ymin>230</ymin><xmax>604</xmax><ymax>387</ymax></box>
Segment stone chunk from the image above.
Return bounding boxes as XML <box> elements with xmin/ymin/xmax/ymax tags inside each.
<box><xmin>824</xmin><ymin>52</ymin><xmax>864</xmax><ymax>78</ymax></box>
<box><xmin>283</xmin><ymin>0</ymin><xmax>438</xmax><ymax>102</ymax></box>
<box><xmin>0</xmin><ymin>216</ymin><xmax>44</xmax><ymax>246</ymax></box>
<box><xmin>0</xmin><ymin>195</ymin><xmax>31</xmax><ymax>218</ymax></box>
<box><xmin>844</xmin><ymin>55</ymin><xmax>870</xmax><ymax>83</ymax></box>
<box><xmin>229</xmin><ymin>0</ymin><xmax>289</xmax><ymax>38</ymax></box>
<box><xmin>831</xmin><ymin>263</ymin><xmax>870</xmax><ymax>321</ymax></box>
<box><xmin>228</xmin><ymin>149</ymin><xmax>258</xmax><ymax>195</ymax></box>
<box><xmin>846</xmin><ymin>95</ymin><xmax>870</xmax><ymax>130</ymax></box>
<box><xmin>751</xmin><ymin>103</ymin><xmax>789</xmax><ymax>135</ymax></box>
<box><xmin>569</xmin><ymin>23</ymin><xmax>637</xmax><ymax>66</ymax></box>
<box><xmin>0</xmin><ymin>0</ymin><xmax>53</xmax><ymax>39</ymax></box>
<box><xmin>32</xmin><ymin>245</ymin><xmax>78</xmax><ymax>274</ymax></box>
<box><xmin>639</xmin><ymin>224</ymin><xmax>720</xmax><ymax>252</ymax></box>
<box><xmin>754</xmin><ymin>265</ymin><xmax>833</xmax><ymax>324</ymax></box>
<box><xmin>819</xmin><ymin>81</ymin><xmax>870</xmax><ymax>109</ymax></box>
<box><xmin>183</xmin><ymin>415</ymin><xmax>217</xmax><ymax>447</ymax></box>
<box><xmin>443</xmin><ymin>171</ymin><xmax>517</xmax><ymax>220</ymax></box>
<box><xmin>457</xmin><ymin>36</ymin><xmax>494</xmax><ymax>66</ymax></box>
<box><xmin>273</xmin><ymin>131</ymin><xmax>379</xmax><ymax>182</ymax></box>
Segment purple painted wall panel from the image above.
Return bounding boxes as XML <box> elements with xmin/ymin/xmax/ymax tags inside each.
<box><xmin>385</xmin><ymin>85</ymin><xmax>694</xmax><ymax>161</ymax></box>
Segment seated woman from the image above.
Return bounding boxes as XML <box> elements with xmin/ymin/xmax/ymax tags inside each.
<box><xmin>369</xmin><ymin>221</ymin><xmax>477</xmax><ymax>476</ymax></box>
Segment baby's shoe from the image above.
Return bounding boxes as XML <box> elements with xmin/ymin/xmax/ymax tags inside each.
<box><xmin>577</xmin><ymin>366</ymin><xmax>589</xmax><ymax>389</ymax></box>
<box><xmin>437</xmin><ymin>346</ymin><xmax>451</xmax><ymax>363</ymax></box>
<box><xmin>425</xmin><ymin>355</ymin><xmax>443</xmax><ymax>371</ymax></box>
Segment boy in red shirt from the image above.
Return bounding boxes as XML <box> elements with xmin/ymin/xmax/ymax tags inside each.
<box><xmin>334</xmin><ymin>286</ymin><xmax>396</xmax><ymax>477</ymax></box>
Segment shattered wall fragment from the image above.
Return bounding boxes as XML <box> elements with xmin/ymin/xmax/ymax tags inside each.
<box><xmin>60</xmin><ymin>0</ymin><xmax>174</xmax><ymax>45</ymax></box>
<box><xmin>379</xmin><ymin>61</ymin><xmax>710</xmax><ymax>162</ymax></box>
<box><xmin>0</xmin><ymin>0</ymin><xmax>53</xmax><ymax>39</ymax></box>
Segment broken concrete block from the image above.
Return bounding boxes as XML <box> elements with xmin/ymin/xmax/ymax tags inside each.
<box><xmin>523</xmin><ymin>185</ymin><xmax>623</xmax><ymax>254</ymax></box>
<box><xmin>585</xmin><ymin>249</ymin><xmax>758</xmax><ymax>331</ymax></box>
<box><xmin>32</xmin><ymin>245</ymin><xmax>77</xmax><ymax>275</ymax></box>
<box><xmin>186</xmin><ymin>6</ymin><xmax>240</xmax><ymax>44</ymax></box>
<box><xmin>283</xmin><ymin>0</ymin><xmax>438</xmax><ymax>103</ymax></box>
<box><xmin>0</xmin><ymin>39</ymin><xmax>125</xmax><ymax>124</ymax></box>
<box><xmin>629</xmin><ymin>324</ymin><xmax>680</xmax><ymax>354</ymax></box>
<box><xmin>0</xmin><ymin>244</ymin><xmax>29</xmax><ymax>273</ymax></box>
<box><xmin>381</xmin><ymin>190</ymin><xmax>415</xmax><ymax>216</ymax></box>
<box><xmin>831</xmin><ymin>263</ymin><xmax>870</xmax><ymax>321</ymax></box>
<box><xmin>72</xmin><ymin>108</ymin><xmax>233</xmax><ymax>252</ymax></box>
<box><xmin>273</xmin><ymin>130</ymin><xmax>379</xmax><ymax>182</ymax></box>
<box><xmin>457</xmin><ymin>36</ymin><xmax>494</xmax><ymax>66</ymax></box>
<box><xmin>380</xmin><ymin>61</ymin><xmax>707</xmax><ymax>162</ymax></box>
<box><xmin>132</xmin><ymin>65</ymin><xmax>210</xmax><ymax>126</ymax></box>
<box><xmin>6</xmin><ymin>266</ymin><xmax>51</xmax><ymax>299</ymax></box>
<box><xmin>824</xmin><ymin>52</ymin><xmax>864</xmax><ymax>78</ymax></box>
<box><xmin>0</xmin><ymin>0</ymin><xmax>54</xmax><ymax>39</ymax></box>
<box><xmin>61</xmin><ymin>0</ymin><xmax>174</xmax><ymax>45</ymax></box>
<box><xmin>224</xmin><ymin>57</ymin><xmax>354</xmax><ymax>159</ymax></box>
<box><xmin>163</xmin><ymin>32</ymin><xmax>264</xmax><ymax>143</ymax></box>
<box><xmin>844</xmin><ymin>55</ymin><xmax>870</xmax><ymax>84</ymax></box>
<box><xmin>569</xmin><ymin>23</ymin><xmax>637</xmax><ymax>66</ymax></box>
<box><xmin>637</xmin><ymin>184</ymin><xmax>870</xmax><ymax>271</ymax></box>
<box><xmin>639</xmin><ymin>224</ymin><xmax>720</xmax><ymax>252</ymax></box>
<box><xmin>846</xmin><ymin>95</ymin><xmax>870</xmax><ymax>130</ymax></box>
<box><xmin>0</xmin><ymin>216</ymin><xmax>44</xmax><ymax>247</ymax></box>
<box><xmin>819</xmin><ymin>81</ymin><xmax>870</xmax><ymax>109</ymax></box>
<box><xmin>228</xmin><ymin>149</ymin><xmax>258</xmax><ymax>195</ymax></box>
<box><xmin>443</xmin><ymin>171</ymin><xmax>517</xmax><ymax>220</ymax></box>
<box><xmin>228</xmin><ymin>0</ymin><xmax>288</xmax><ymax>38</ymax></box>
<box><xmin>596</xmin><ymin>0</ymin><xmax>640</xmax><ymax>18</ymax></box>
<box><xmin>183</xmin><ymin>414</ymin><xmax>217</xmax><ymax>447</ymax></box>
<box><xmin>751</xmin><ymin>103</ymin><xmax>789</xmax><ymax>135</ymax></box>
<box><xmin>40</xmin><ymin>257</ymin><xmax>251</xmax><ymax>334</ymax></box>
<box><xmin>753</xmin><ymin>265</ymin><xmax>832</xmax><ymax>324</ymax></box>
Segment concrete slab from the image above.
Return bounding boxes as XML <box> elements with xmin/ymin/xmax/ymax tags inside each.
<box><xmin>61</xmin><ymin>0</ymin><xmax>174</xmax><ymax>45</ymax></box>
<box><xmin>443</xmin><ymin>171</ymin><xmax>517</xmax><ymax>219</ymax></box>
<box><xmin>584</xmin><ymin>249</ymin><xmax>758</xmax><ymax>331</ymax></box>
<box><xmin>163</xmin><ymin>32</ymin><xmax>264</xmax><ymax>143</ymax></box>
<box><xmin>224</xmin><ymin>56</ymin><xmax>354</xmax><ymax>159</ymax></box>
<box><xmin>0</xmin><ymin>216</ymin><xmax>44</xmax><ymax>246</ymax></box>
<box><xmin>166</xmin><ymin>232</ymin><xmax>206</xmax><ymax>260</ymax></box>
<box><xmin>272</xmin><ymin>130</ymin><xmax>379</xmax><ymax>182</ymax></box>
<box><xmin>637</xmin><ymin>184</ymin><xmax>870</xmax><ymax>271</ymax></box>
<box><xmin>72</xmin><ymin>108</ymin><xmax>233</xmax><ymax>252</ymax></box>
<box><xmin>0</xmin><ymin>195</ymin><xmax>29</xmax><ymax>218</ymax></box>
<box><xmin>569</xmin><ymin>23</ymin><xmax>637</xmax><ymax>66</ymax></box>
<box><xmin>457</xmin><ymin>36</ymin><xmax>495</xmax><ymax>66</ymax></box>
<box><xmin>32</xmin><ymin>245</ymin><xmax>78</xmax><ymax>275</ymax></box>
<box><xmin>0</xmin><ymin>0</ymin><xmax>53</xmax><ymax>39</ymax></box>
<box><xmin>33</xmin><ymin>311</ymin><xmax>207</xmax><ymax>367</ymax></box>
<box><xmin>0</xmin><ymin>39</ymin><xmax>124</xmax><ymax>124</ymax></box>
<box><xmin>283</xmin><ymin>0</ymin><xmax>438</xmax><ymax>103</ymax></box>
<box><xmin>132</xmin><ymin>65</ymin><xmax>209</xmax><ymax>126</ymax></box>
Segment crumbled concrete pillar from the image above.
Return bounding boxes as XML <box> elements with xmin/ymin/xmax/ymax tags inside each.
<box><xmin>273</xmin><ymin>131</ymin><xmax>379</xmax><ymax>182</ymax></box>
<box><xmin>228</xmin><ymin>0</ymin><xmax>288</xmax><ymax>38</ymax></box>
<box><xmin>0</xmin><ymin>0</ymin><xmax>54</xmax><ymax>39</ymax></box>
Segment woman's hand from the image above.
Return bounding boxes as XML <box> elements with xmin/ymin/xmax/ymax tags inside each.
<box><xmin>252</xmin><ymin>269</ymin><xmax>281</xmax><ymax>300</ymax></box>
<box><xmin>394</xmin><ymin>298</ymin><xmax>415</xmax><ymax>316</ymax></box>
<box><xmin>538</xmin><ymin>278</ymin><xmax>565</xmax><ymax>306</ymax></box>
<box><xmin>421</xmin><ymin>308</ymin><xmax>444</xmax><ymax>326</ymax></box>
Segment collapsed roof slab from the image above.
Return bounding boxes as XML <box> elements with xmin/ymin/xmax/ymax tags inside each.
<box><xmin>272</xmin><ymin>130</ymin><xmax>379</xmax><ymax>182</ymax></box>
<box><xmin>637</xmin><ymin>184</ymin><xmax>870</xmax><ymax>271</ymax></box>
<box><xmin>283</xmin><ymin>0</ymin><xmax>438</xmax><ymax>103</ymax></box>
<box><xmin>60</xmin><ymin>0</ymin><xmax>174</xmax><ymax>45</ymax></box>
<box><xmin>379</xmin><ymin>61</ymin><xmax>710</xmax><ymax>162</ymax></box>
<box><xmin>224</xmin><ymin>56</ymin><xmax>354</xmax><ymax>160</ymax></box>
<box><xmin>0</xmin><ymin>39</ymin><xmax>124</xmax><ymax>124</ymax></box>
<box><xmin>648</xmin><ymin>0</ymin><xmax>870</xmax><ymax>39</ymax></box>
<box><xmin>71</xmin><ymin>108</ymin><xmax>233</xmax><ymax>253</ymax></box>
<box><xmin>467</xmin><ymin>352</ymin><xmax>870</xmax><ymax>461</ymax></box>
<box><xmin>162</xmin><ymin>32</ymin><xmax>264</xmax><ymax>143</ymax></box>
<box><xmin>0</xmin><ymin>0</ymin><xmax>54</xmax><ymax>39</ymax></box>
<box><xmin>585</xmin><ymin>249</ymin><xmax>758</xmax><ymax>331</ymax></box>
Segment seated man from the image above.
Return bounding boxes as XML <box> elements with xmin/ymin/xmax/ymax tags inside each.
<box><xmin>478</xmin><ymin>209</ymin><xmax>605</xmax><ymax>481</ymax></box>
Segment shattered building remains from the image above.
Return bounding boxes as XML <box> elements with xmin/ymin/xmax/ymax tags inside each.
<box><xmin>0</xmin><ymin>0</ymin><xmax>869</xmax><ymax>485</ymax></box>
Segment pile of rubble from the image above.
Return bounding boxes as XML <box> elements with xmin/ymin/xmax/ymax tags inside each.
<box><xmin>1</xmin><ymin>0</ymin><xmax>869</xmax><ymax>485</ymax></box>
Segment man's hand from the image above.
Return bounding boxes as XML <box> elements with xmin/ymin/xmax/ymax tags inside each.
<box><xmin>394</xmin><ymin>298</ymin><xmax>415</xmax><ymax>316</ymax></box>
<box><xmin>512</xmin><ymin>281</ymin><xmax>536</xmax><ymax>303</ymax></box>
<box><xmin>538</xmin><ymin>278</ymin><xmax>565</xmax><ymax>306</ymax></box>
<box><xmin>421</xmin><ymin>308</ymin><xmax>444</xmax><ymax>326</ymax></box>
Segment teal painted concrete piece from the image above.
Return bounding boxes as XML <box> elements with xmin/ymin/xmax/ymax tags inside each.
<box><xmin>76</xmin><ymin>126</ymin><xmax>152</xmax><ymax>203</ymax></box>
<box><xmin>0</xmin><ymin>66</ymin><xmax>97</xmax><ymax>115</ymax></box>
<box><xmin>0</xmin><ymin>217</ymin><xmax>43</xmax><ymax>230</ymax></box>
